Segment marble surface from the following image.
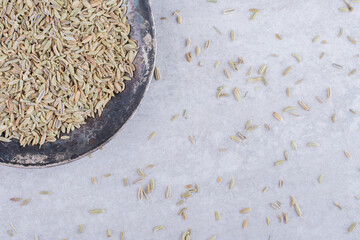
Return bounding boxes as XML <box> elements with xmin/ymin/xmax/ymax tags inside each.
<box><xmin>2</xmin><ymin>0</ymin><xmax>360</xmax><ymax>239</ymax></box>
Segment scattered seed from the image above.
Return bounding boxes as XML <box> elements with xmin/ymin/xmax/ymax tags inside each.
<box><xmin>349</xmin><ymin>222</ymin><xmax>358</xmax><ymax>233</ymax></box>
<box><xmin>283</xmin><ymin>66</ymin><xmax>292</xmax><ymax>76</ymax></box>
<box><xmin>283</xmin><ymin>212</ymin><xmax>289</xmax><ymax>224</ymax></box>
<box><xmin>345</xmin><ymin>150</ymin><xmax>352</xmax><ymax>159</ymax></box>
<box><xmin>10</xmin><ymin>198</ymin><xmax>21</xmax><ymax>202</ymax></box>
<box><xmin>292</xmin><ymin>53</ymin><xmax>302</xmax><ymax>62</ymax></box>
<box><xmin>320</xmin><ymin>52</ymin><xmax>325</xmax><ymax>59</ymax></box>
<box><xmin>248</xmin><ymin>77</ymin><xmax>263</xmax><ymax>83</ymax></box>
<box><xmin>78</xmin><ymin>225</ymin><xmax>84</xmax><ymax>234</ymax></box>
<box><xmin>171</xmin><ymin>114</ymin><xmax>178</xmax><ymax>121</ymax></box>
<box><xmin>294</xmin><ymin>203</ymin><xmax>302</xmax><ymax>217</ymax></box>
<box><xmin>196</xmin><ymin>46</ymin><xmax>201</xmax><ymax>56</ymax></box>
<box><xmin>224</xmin><ymin>69</ymin><xmax>231</xmax><ymax>79</ymax></box>
<box><xmin>186</xmin><ymin>38</ymin><xmax>191</xmax><ymax>47</ymax></box>
<box><xmin>233</xmin><ymin>88</ymin><xmax>242</xmax><ymax>102</ymax></box>
<box><xmin>215</xmin><ymin>61</ymin><xmax>221</xmax><ymax>68</ymax></box>
<box><xmin>273</xmin><ymin>112</ymin><xmax>284</xmax><ymax>121</ymax></box>
<box><xmin>231</xmin><ymin>30</ymin><xmax>236</xmax><ymax>41</ymax></box>
<box><xmin>208</xmin><ymin>236</ymin><xmax>217</xmax><ymax>240</ymax></box>
<box><xmin>91</xmin><ymin>177</ymin><xmax>97</xmax><ymax>184</ymax></box>
<box><xmin>338</xmin><ymin>28</ymin><xmax>344</xmax><ymax>37</ymax></box>
<box><xmin>334</xmin><ymin>202</ymin><xmax>343</xmax><ymax>210</ymax></box>
<box><xmin>313</xmin><ymin>35</ymin><xmax>321</xmax><ymax>43</ymax></box>
<box><xmin>21</xmin><ymin>199</ymin><xmax>29</xmax><ymax>206</ymax></box>
<box><xmin>180</xmin><ymin>209</ymin><xmax>188</xmax><ymax>220</ymax></box>
<box><xmin>107</xmin><ymin>229</ymin><xmax>112</xmax><ymax>238</ymax></box>
<box><xmin>290</xmin><ymin>195</ymin><xmax>295</xmax><ymax>207</ymax></box>
<box><xmin>345</xmin><ymin>0</ymin><xmax>354</xmax><ymax>10</ymax></box>
<box><xmin>299</xmin><ymin>101</ymin><xmax>310</xmax><ymax>111</ymax></box>
<box><xmin>350</xmin><ymin>109</ymin><xmax>357</xmax><ymax>114</ymax></box>
<box><xmin>213</xmin><ymin>26</ymin><xmax>223</xmax><ymax>35</ymax></box>
<box><xmin>263</xmin><ymin>187</ymin><xmax>268</xmax><ymax>192</ymax></box>
<box><xmin>166</xmin><ymin>185</ymin><xmax>171</xmax><ymax>199</ymax></box>
<box><xmin>307</xmin><ymin>142</ymin><xmax>320</xmax><ymax>147</ymax></box>
<box><xmin>148</xmin><ymin>132</ymin><xmax>156</xmax><ymax>141</ymax></box>
<box><xmin>250</xmin><ymin>11</ymin><xmax>259</xmax><ymax>20</ymax></box>
<box><xmin>182</xmin><ymin>191</ymin><xmax>193</xmax><ymax>198</ymax></box>
<box><xmin>138</xmin><ymin>187</ymin><xmax>144</xmax><ymax>201</ymax></box>
<box><xmin>283</xmin><ymin>106</ymin><xmax>296</xmax><ymax>112</ymax></box>
<box><xmin>229</xmin><ymin>177</ymin><xmax>235</xmax><ymax>190</ymax></box>
<box><xmin>245</xmin><ymin>120</ymin><xmax>253</xmax><ymax>130</ymax></box>
<box><xmin>39</xmin><ymin>191</ymin><xmax>52</xmax><ymax>195</ymax></box>
<box><xmin>177</xmin><ymin>199</ymin><xmax>185</xmax><ymax>206</ymax></box>
<box><xmin>349</xmin><ymin>69</ymin><xmax>357</xmax><ymax>76</ymax></box>
<box><xmin>284</xmin><ymin>88</ymin><xmax>290</xmax><ymax>98</ymax></box>
<box><xmin>275</xmin><ymin>160</ymin><xmax>284</xmax><ymax>166</ymax></box>
<box><xmin>332</xmin><ymin>112</ymin><xmax>337</xmax><ymax>123</ymax></box>
<box><xmin>154</xmin><ymin>67</ymin><xmax>161</xmax><ymax>81</ymax></box>
<box><xmin>264</xmin><ymin>124</ymin><xmax>271</xmax><ymax>131</ymax></box>
<box><xmin>290</xmin><ymin>141</ymin><xmax>298</xmax><ymax>150</ymax></box>
<box><xmin>183</xmin><ymin>110</ymin><xmax>188</xmax><ymax>119</ymax></box>
<box><xmin>242</xmin><ymin>219</ymin><xmax>248</xmax><ymax>229</ymax></box>
<box><xmin>266</xmin><ymin>217</ymin><xmax>270</xmax><ymax>226</ymax></box>
<box><xmin>339</xmin><ymin>7</ymin><xmax>349</xmax><ymax>11</ymax></box>
<box><xmin>138</xmin><ymin>169</ymin><xmax>146</xmax><ymax>178</ymax></box>
<box><xmin>133</xmin><ymin>178</ymin><xmax>144</xmax><ymax>184</ymax></box>
<box><xmin>10</xmin><ymin>223</ymin><xmax>18</xmax><ymax>234</ymax></box>
<box><xmin>89</xmin><ymin>209</ymin><xmax>105</xmax><ymax>214</ymax></box>
<box><xmin>173</xmin><ymin>10</ymin><xmax>181</xmax><ymax>15</ymax></box>
<box><xmin>318</xmin><ymin>174</ymin><xmax>323</xmax><ymax>184</ymax></box>
<box><xmin>327</xmin><ymin>87</ymin><xmax>332</xmax><ymax>99</ymax></box>
<box><xmin>223</xmin><ymin>8</ymin><xmax>236</xmax><ymax>14</ymax></box>
<box><xmin>348</xmin><ymin>36</ymin><xmax>357</xmax><ymax>44</ymax></box>
<box><xmin>181</xmin><ymin>229</ymin><xmax>191</xmax><ymax>240</ymax></box>
<box><xmin>295</xmin><ymin>78</ymin><xmax>304</xmax><ymax>85</ymax></box>
<box><xmin>177</xmin><ymin>15</ymin><xmax>182</xmax><ymax>24</ymax></box>
<box><xmin>276</xmin><ymin>34</ymin><xmax>282</xmax><ymax>40</ymax></box>
<box><xmin>284</xmin><ymin>151</ymin><xmax>289</xmax><ymax>161</ymax></box>
<box><xmin>150</xmin><ymin>179</ymin><xmax>155</xmax><ymax>192</ymax></box>
<box><xmin>259</xmin><ymin>64</ymin><xmax>268</xmax><ymax>74</ymax></box>
<box><xmin>189</xmin><ymin>135</ymin><xmax>195</xmax><ymax>144</ymax></box>
<box><xmin>153</xmin><ymin>225</ymin><xmax>165</xmax><ymax>232</ymax></box>
<box><xmin>240</xmin><ymin>208</ymin><xmax>252</xmax><ymax>214</ymax></box>
<box><xmin>230</xmin><ymin>135</ymin><xmax>244</xmax><ymax>143</ymax></box>
<box><xmin>333</xmin><ymin>63</ymin><xmax>343</xmax><ymax>69</ymax></box>
<box><xmin>316</xmin><ymin>96</ymin><xmax>324</xmax><ymax>103</ymax></box>
<box><xmin>290</xmin><ymin>112</ymin><xmax>300</xmax><ymax>117</ymax></box>
<box><xmin>205</xmin><ymin>40</ymin><xmax>211</xmax><ymax>49</ymax></box>
<box><xmin>186</xmin><ymin>52</ymin><xmax>192</xmax><ymax>62</ymax></box>
<box><xmin>247</xmin><ymin>125</ymin><xmax>259</xmax><ymax>132</ymax></box>
<box><xmin>247</xmin><ymin>66</ymin><xmax>254</xmax><ymax>76</ymax></box>
<box><xmin>124</xmin><ymin>178</ymin><xmax>129</xmax><ymax>187</ymax></box>
<box><xmin>215</xmin><ymin>211</ymin><xmax>221</xmax><ymax>220</ymax></box>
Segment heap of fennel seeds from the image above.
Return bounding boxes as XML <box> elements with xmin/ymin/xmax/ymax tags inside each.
<box><xmin>0</xmin><ymin>0</ymin><xmax>138</xmax><ymax>146</ymax></box>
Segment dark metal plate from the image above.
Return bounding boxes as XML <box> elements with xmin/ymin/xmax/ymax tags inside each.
<box><xmin>0</xmin><ymin>0</ymin><xmax>156</xmax><ymax>168</ymax></box>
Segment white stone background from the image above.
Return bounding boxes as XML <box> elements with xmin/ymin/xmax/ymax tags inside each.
<box><xmin>2</xmin><ymin>0</ymin><xmax>360</xmax><ymax>239</ymax></box>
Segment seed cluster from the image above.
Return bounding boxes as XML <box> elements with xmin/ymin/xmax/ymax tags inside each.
<box><xmin>0</xmin><ymin>0</ymin><xmax>137</xmax><ymax>146</ymax></box>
